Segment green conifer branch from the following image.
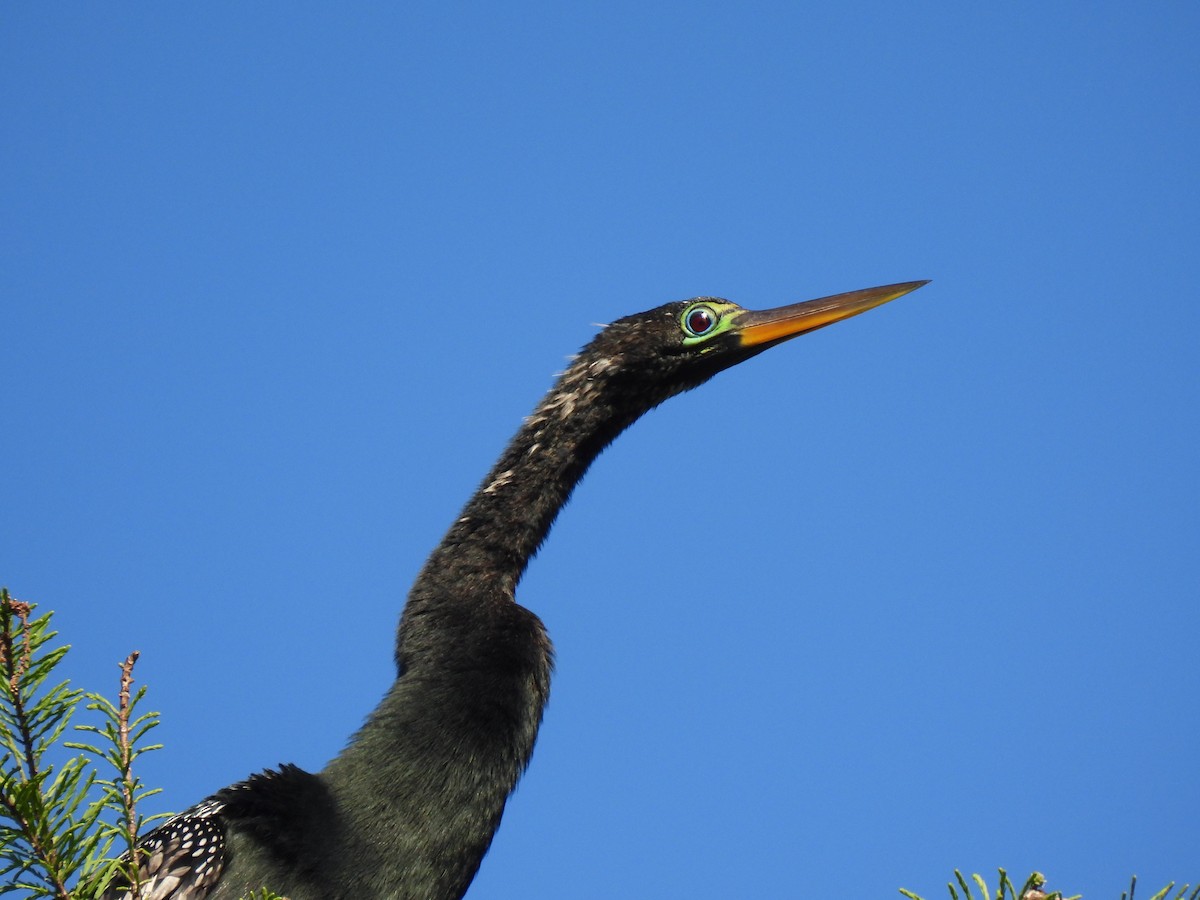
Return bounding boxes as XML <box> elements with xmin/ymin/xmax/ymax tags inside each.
<box><xmin>900</xmin><ymin>869</ymin><xmax>1199</xmax><ymax>900</ymax></box>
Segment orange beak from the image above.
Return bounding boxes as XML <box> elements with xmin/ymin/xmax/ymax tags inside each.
<box><xmin>736</xmin><ymin>280</ymin><xmax>929</xmax><ymax>348</ymax></box>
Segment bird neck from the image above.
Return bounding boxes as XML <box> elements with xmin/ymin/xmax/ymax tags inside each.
<box><xmin>415</xmin><ymin>348</ymin><xmax>643</xmax><ymax>601</ymax></box>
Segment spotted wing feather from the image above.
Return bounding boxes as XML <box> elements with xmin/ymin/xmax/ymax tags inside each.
<box><xmin>103</xmin><ymin>799</ymin><xmax>227</xmax><ymax>900</ymax></box>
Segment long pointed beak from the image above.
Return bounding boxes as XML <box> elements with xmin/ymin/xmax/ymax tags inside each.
<box><xmin>736</xmin><ymin>280</ymin><xmax>929</xmax><ymax>348</ymax></box>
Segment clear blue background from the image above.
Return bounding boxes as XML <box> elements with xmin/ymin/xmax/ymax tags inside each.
<box><xmin>3</xmin><ymin>4</ymin><xmax>1197</xmax><ymax>898</ymax></box>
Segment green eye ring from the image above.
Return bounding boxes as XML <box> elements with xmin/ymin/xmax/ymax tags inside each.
<box><xmin>680</xmin><ymin>301</ymin><xmax>740</xmax><ymax>346</ymax></box>
<box><xmin>683</xmin><ymin>304</ymin><xmax>719</xmax><ymax>337</ymax></box>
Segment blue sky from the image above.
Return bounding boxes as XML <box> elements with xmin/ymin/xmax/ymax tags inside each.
<box><xmin>3</xmin><ymin>4</ymin><xmax>1197</xmax><ymax>898</ymax></box>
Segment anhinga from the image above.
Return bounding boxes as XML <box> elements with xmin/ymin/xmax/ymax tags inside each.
<box><xmin>108</xmin><ymin>280</ymin><xmax>928</xmax><ymax>900</ymax></box>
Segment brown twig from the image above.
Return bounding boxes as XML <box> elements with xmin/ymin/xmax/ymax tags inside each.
<box><xmin>116</xmin><ymin>650</ymin><xmax>146</xmax><ymax>899</ymax></box>
<box><xmin>117</xmin><ymin>651</ymin><xmax>141</xmax><ymax>820</ymax></box>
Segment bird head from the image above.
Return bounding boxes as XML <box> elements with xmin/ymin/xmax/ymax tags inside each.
<box><xmin>592</xmin><ymin>280</ymin><xmax>929</xmax><ymax>401</ymax></box>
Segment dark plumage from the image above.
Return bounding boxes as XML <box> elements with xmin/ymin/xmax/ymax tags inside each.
<box><xmin>106</xmin><ymin>281</ymin><xmax>927</xmax><ymax>900</ymax></box>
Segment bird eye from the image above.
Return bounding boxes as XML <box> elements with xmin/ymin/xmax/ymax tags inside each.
<box><xmin>683</xmin><ymin>305</ymin><xmax>718</xmax><ymax>337</ymax></box>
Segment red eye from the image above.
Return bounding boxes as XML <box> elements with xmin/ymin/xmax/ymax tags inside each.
<box><xmin>685</xmin><ymin>306</ymin><xmax>717</xmax><ymax>336</ymax></box>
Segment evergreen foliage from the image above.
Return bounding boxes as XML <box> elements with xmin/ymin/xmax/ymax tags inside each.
<box><xmin>898</xmin><ymin>865</ymin><xmax>1198</xmax><ymax>899</ymax></box>
<box><xmin>0</xmin><ymin>590</ymin><xmax>282</xmax><ymax>900</ymax></box>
